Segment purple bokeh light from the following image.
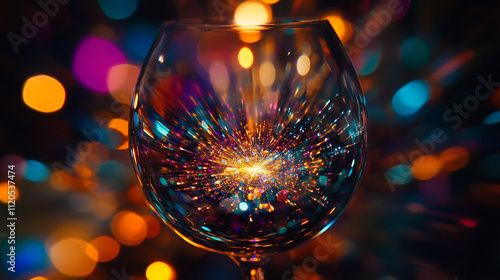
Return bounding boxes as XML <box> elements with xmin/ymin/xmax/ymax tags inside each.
<box><xmin>72</xmin><ymin>36</ymin><xmax>126</xmax><ymax>93</ymax></box>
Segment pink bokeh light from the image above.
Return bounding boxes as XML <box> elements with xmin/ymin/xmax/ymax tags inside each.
<box><xmin>72</xmin><ymin>36</ymin><xmax>126</xmax><ymax>93</ymax></box>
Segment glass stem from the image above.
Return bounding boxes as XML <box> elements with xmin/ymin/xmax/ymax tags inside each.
<box><xmin>231</xmin><ymin>255</ymin><xmax>272</xmax><ymax>280</ymax></box>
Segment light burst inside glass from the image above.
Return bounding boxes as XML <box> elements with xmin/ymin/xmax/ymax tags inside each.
<box><xmin>130</xmin><ymin>20</ymin><xmax>367</xmax><ymax>258</ymax></box>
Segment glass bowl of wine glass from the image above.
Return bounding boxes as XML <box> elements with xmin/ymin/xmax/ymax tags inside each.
<box><xmin>130</xmin><ymin>19</ymin><xmax>367</xmax><ymax>279</ymax></box>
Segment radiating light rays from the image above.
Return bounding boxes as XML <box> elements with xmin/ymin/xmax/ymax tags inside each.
<box><xmin>129</xmin><ymin>21</ymin><xmax>367</xmax><ymax>253</ymax></box>
<box><xmin>136</xmin><ymin>85</ymin><xmax>361</xmax><ymax>222</ymax></box>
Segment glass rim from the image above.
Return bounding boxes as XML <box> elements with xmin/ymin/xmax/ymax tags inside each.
<box><xmin>160</xmin><ymin>18</ymin><xmax>331</xmax><ymax>30</ymax></box>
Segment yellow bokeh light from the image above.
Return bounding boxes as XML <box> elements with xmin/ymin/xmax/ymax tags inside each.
<box><xmin>259</xmin><ymin>61</ymin><xmax>276</xmax><ymax>87</ymax></box>
<box><xmin>238</xmin><ymin>47</ymin><xmax>254</xmax><ymax>69</ymax></box>
<box><xmin>238</xmin><ymin>30</ymin><xmax>262</xmax><ymax>43</ymax></box>
<box><xmin>23</xmin><ymin>75</ymin><xmax>66</xmax><ymax>113</ymax></box>
<box><xmin>90</xmin><ymin>235</ymin><xmax>120</xmax><ymax>262</ymax></box>
<box><xmin>108</xmin><ymin>118</ymin><xmax>129</xmax><ymax>150</ymax></box>
<box><xmin>49</xmin><ymin>238</ymin><xmax>97</xmax><ymax>277</ymax></box>
<box><xmin>297</xmin><ymin>55</ymin><xmax>311</xmax><ymax>76</ymax></box>
<box><xmin>234</xmin><ymin>1</ymin><xmax>271</xmax><ymax>26</ymax></box>
<box><xmin>146</xmin><ymin>261</ymin><xmax>175</xmax><ymax>280</ymax></box>
<box><xmin>324</xmin><ymin>14</ymin><xmax>353</xmax><ymax>42</ymax></box>
<box><xmin>30</xmin><ymin>277</ymin><xmax>48</xmax><ymax>280</ymax></box>
<box><xmin>111</xmin><ymin>210</ymin><xmax>148</xmax><ymax>246</ymax></box>
<box><xmin>0</xmin><ymin>182</ymin><xmax>20</xmax><ymax>203</ymax></box>
<box><xmin>107</xmin><ymin>64</ymin><xmax>140</xmax><ymax>105</ymax></box>
<box><xmin>262</xmin><ymin>0</ymin><xmax>280</xmax><ymax>4</ymax></box>
<box><xmin>412</xmin><ymin>155</ymin><xmax>442</xmax><ymax>180</ymax></box>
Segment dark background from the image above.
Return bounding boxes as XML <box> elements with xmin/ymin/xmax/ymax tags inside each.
<box><xmin>1</xmin><ymin>0</ymin><xmax>500</xmax><ymax>279</ymax></box>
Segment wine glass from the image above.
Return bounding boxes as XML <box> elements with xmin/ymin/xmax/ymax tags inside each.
<box><xmin>129</xmin><ymin>19</ymin><xmax>367</xmax><ymax>280</ymax></box>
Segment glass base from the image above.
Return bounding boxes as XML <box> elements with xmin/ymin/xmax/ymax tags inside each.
<box><xmin>231</xmin><ymin>255</ymin><xmax>273</xmax><ymax>280</ymax></box>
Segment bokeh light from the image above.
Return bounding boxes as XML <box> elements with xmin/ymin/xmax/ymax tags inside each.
<box><xmin>259</xmin><ymin>61</ymin><xmax>276</xmax><ymax>86</ymax></box>
<box><xmin>238</xmin><ymin>30</ymin><xmax>263</xmax><ymax>43</ymax></box>
<box><xmin>297</xmin><ymin>54</ymin><xmax>311</xmax><ymax>76</ymax></box>
<box><xmin>49</xmin><ymin>238</ymin><xmax>97</xmax><ymax>277</ymax></box>
<box><xmin>400</xmin><ymin>37</ymin><xmax>430</xmax><ymax>69</ymax></box>
<box><xmin>358</xmin><ymin>50</ymin><xmax>382</xmax><ymax>76</ymax></box>
<box><xmin>412</xmin><ymin>155</ymin><xmax>442</xmax><ymax>180</ymax></box>
<box><xmin>107</xmin><ymin>63</ymin><xmax>140</xmax><ymax>104</ymax></box>
<box><xmin>238</xmin><ymin>47</ymin><xmax>254</xmax><ymax>68</ymax></box>
<box><xmin>16</xmin><ymin>239</ymin><xmax>50</xmax><ymax>273</ymax></box>
<box><xmin>439</xmin><ymin>146</ymin><xmax>469</xmax><ymax>171</ymax></box>
<box><xmin>146</xmin><ymin>261</ymin><xmax>176</xmax><ymax>280</ymax></box>
<box><xmin>98</xmin><ymin>0</ymin><xmax>138</xmax><ymax>20</ymax></box>
<box><xmin>386</xmin><ymin>164</ymin><xmax>413</xmax><ymax>185</ymax></box>
<box><xmin>484</xmin><ymin>111</ymin><xmax>500</xmax><ymax>124</ymax></box>
<box><xmin>97</xmin><ymin>160</ymin><xmax>130</xmax><ymax>190</ymax></box>
<box><xmin>73</xmin><ymin>36</ymin><xmax>126</xmax><ymax>93</ymax></box>
<box><xmin>324</xmin><ymin>14</ymin><xmax>353</xmax><ymax>42</ymax></box>
<box><xmin>0</xmin><ymin>181</ymin><xmax>20</xmax><ymax>203</ymax></box>
<box><xmin>460</xmin><ymin>218</ymin><xmax>477</xmax><ymax>228</ymax></box>
<box><xmin>111</xmin><ymin>210</ymin><xmax>148</xmax><ymax>245</ymax></box>
<box><xmin>392</xmin><ymin>79</ymin><xmax>431</xmax><ymax>116</ymax></box>
<box><xmin>22</xmin><ymin>75</ymin><xmax>65</xmax><ymax>113</ymax></box>
<box><xmin>107</xmin><ymin>118</ymin><xmax>129</xmax><ymax>150</ymax></box>
<box><xmin>429</xmin><ymin>51</ymin><xmax>474</xmax><ymax>86</ymax></box>
<box><xmin>90</xmin><ymin>192</ymin><xmax>119</xmax><ymax>219</ymax></box>
<box><xmin>143</xmin><ymin>214</ymin><xmax>161</xmax><ymax>238</ymax></box>
<box><xmin>234</xmin><ymin>1</ymin><xmax>271</xmax><ymax>26</ymax></box>
<box><xmin>262</xmin><ymin>0</ymin><xmax>280</xmax><ymax>4</ymax></box>
<box><xmin>209</xmin><ymin>61</ymin><xmax>230</xmax><ymax>91</ymax></box>
<box><xmin>407</xmin><ymin>202</ymin><xmax>425</xmax><ymax>213</ymax></box>
<box><xmin>23</xmin><ymin>160</ymin><xmax>50</xmax><ymax>182</ymax></box>
<box><xmin>90</xmin><ymin>235</ymin><xmax>121</xmax><ymax>262</ymax></box>
<box><xmin>5</xmin><ymin>0</ymin><xmax>500</xmax><ymax>279</ymax></box>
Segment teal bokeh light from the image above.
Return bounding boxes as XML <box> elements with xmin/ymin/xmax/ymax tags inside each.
<box><xmin>392</xmin><ymin>79</ymin><xmax>431</xmax><ymax>116</ymax></box>
<box><xmin>484</xmin><ymin>111</ymin><xmax>500</xmax><ymax>124</ymax></box>
<box><xmin>399</xmin><ymin>37</ymin><xmax>430</xmax><ymax>69</ymax></box>
<box><xmin>386</xmin><ymin>164</ymin><xmax>413</xmax><ymax>185</ymax></box>
<box><xmin>99</xmin><ymin>0</ymin><xmax>138</xmax><ymax>20</ymax></box>
<box><xmin>24</xmin><ymin>160</ymin><xmax>49</xmax><ymax>182</ymax></box>
<box><xmin>359</xmin><ymin>50</ymin><xmax>382</xmax><ymax>76</ymax></box>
